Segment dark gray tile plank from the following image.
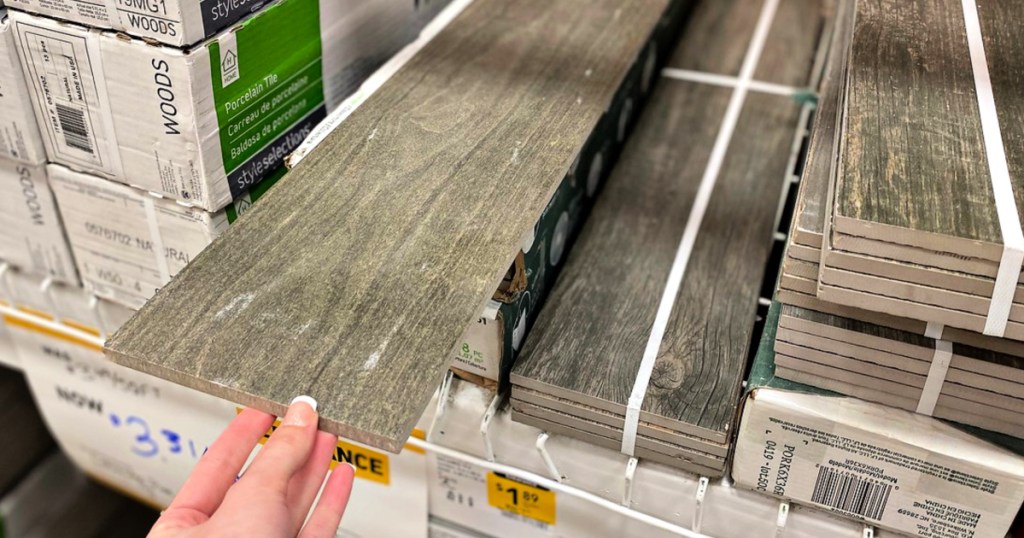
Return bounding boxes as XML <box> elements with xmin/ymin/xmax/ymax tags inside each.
<box><xmin>666</xmin><ymin>0</ymin><xmax>758</xmax><ymax>74</ymax></box>
<box><xmin>512</xmin><ymin>85</ymin><xmax>803</xmax><ymax>442</ymax></box>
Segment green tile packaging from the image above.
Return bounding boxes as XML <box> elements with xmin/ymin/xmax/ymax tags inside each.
<box><xmin>11</xmin><ymin>0</ymin><xmax>446</xmax><ymax>211</ymax></box>
<box><xmin>0</xmin><ymin>11</ymin><xmax>45</xmax><ymax>164</ymax></box>
<box><xmin>0</xmin><ymin>160</ymin><xmax>78</xmax><ymax>284</ymax></box>
<box><xmin>47</xmin><ymin>164</ymin><xmax>278</xmax><ymax>308</ymax></box>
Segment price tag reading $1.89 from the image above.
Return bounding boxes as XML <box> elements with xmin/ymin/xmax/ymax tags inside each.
<box><xmin>486</xmin><ymin>472</ymin><xmax>556</xmax><ymax>525</ymax></box>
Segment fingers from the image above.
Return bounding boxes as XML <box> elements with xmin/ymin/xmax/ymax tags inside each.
<box><xmin>285</xmin><ymin>431</ymin><xmax>339</xmax><ymax>533</ymax></box>
<box><xmin>299</xmin><ymin>463</ymin><xmax>356</xmax><ymax>538</ymax></box>
<box><xmin>238</xmin><ymin>396</ymin><xmax>320</xmax><ymax>494</ymax></box>
<box><xmin>165</xmin><ymin>408</ymin><xmax>275</xmax><ymax>517</ymax></box>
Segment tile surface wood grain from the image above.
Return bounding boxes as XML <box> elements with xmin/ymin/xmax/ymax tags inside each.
<box><xmin>512</xmin><ymin>83</ymin><xmax>805</xmax><ymax>465</ymax></box>
<box><xmin>819</xmin><ymin>0</ymin><xmax>1024</xmax><ymax>335</ymax></box>
<box><xmin>834</xmin><ymin>0</ymin><xmax>1023</xmax><ymax>253</ymax></box>
<box><xmin>510</xmin><ymin>0</ymin><xmax>832</xmax><ymax>474</ymax></box>
<box><xmin>778</xmin><ymin>0</ymin><xmax>1024</xmax><ymax>356</ymax></box>
<box><xmin>105</xmin><ymin>0</ymin><xmax>673</xmax><ymax>452</ymax></box>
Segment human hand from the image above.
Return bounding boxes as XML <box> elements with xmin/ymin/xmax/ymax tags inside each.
<box><xmin>149</xmin><ymin>397</ymin><xmax>355</xmax><ymax>538</ymax></box>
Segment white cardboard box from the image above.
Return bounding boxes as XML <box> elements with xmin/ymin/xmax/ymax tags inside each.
<box><xmin>48</xmin><ymin>164</ymin><xmax>229</xmax><ymax>308</ymax></box>
<box><xmin>733</xmin><ymin>388</ymin><xmax>1024</xmax><ymax>538</ymax></box>
<box><xmin>0</xmin><ymin>159</ymin><xmax>78</xmax><ymax>284</ymax></box>
<box><xmin>5</xmin><ymin>0</ymin><xmax>452</xmax><ymax>48</ymax></box>
<box><xmin>0</xmin><ymin>11</ymin><xmax>45</xmax><ymax>164</ymax></box>
<box><xmin>5</xmin><ymin>0</ymin><xmax>274</xmax><ymax>47</ymax></box>
<box><xmin>11</xmin><ymin>0</ymin><xmax>439</xmax><ymax>211</ymax></box>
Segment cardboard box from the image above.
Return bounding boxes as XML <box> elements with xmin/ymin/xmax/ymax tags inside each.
<box><xmin>0</xmin><ymin>159</ymin><xmax>78</xmax><ymax>284</ymax></box>
<box><xmin>732</xmin><ymin>303</ymin><xmax>1024</xmax><ymax>538</ymax></box>
<box><xmin>0</xmin><ymin>11</ymin><xmax>45</xmax><ymax>164</ymax></box>
<box><xmin>6</xmin><ymin>0</ymin><xmax>450</xmax><ymax>48</ymax></box>
<box><xmin>48</xmin><ymin>164</ymin><xmax>280</xmax><ymax>308</ymax></box>
<box><xmin>11</xmin><ymin>0</ymin><xmax>443</xmax><ymax>211</ymax></box>
<box><xmin>6</xmin><ymin>0</ymin><xmax>274</xmax><ymax>47</ymax></box>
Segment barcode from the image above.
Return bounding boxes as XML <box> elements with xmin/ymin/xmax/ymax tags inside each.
<box><xmin>56</xmin><ymin>103</ymin><xmax>93</xmax><ymax>154</ymax></box>
<box><xmin>811</xmin><ymin>466</ymin><xmax>892</xmax><ymax>521</ymax></box>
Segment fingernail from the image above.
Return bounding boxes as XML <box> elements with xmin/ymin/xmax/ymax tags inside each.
<box><xmin>291</xmin><ymin>395</ymin><xmax>318</xmax><ymax>411</ymax></box>
<box><xmin>346</xmin><ymin>462</ymin><xmax>357</xmax><ymax>473</ymax></box>
<box><xmin>283</xmin><ymin>395</ymin><xmax>318</xmax><ymax>426</ymax></box>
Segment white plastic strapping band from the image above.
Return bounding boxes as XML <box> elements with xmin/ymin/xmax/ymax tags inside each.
<box><xmin>916</xmin><ymin>337</ymin><xmax>953</xmax><ymax>417</ymax></box>
<box><xmin>924</xmin><ymin>321</ymin><xmax>944</xmax><ymax>340</ymax></box>
<box><xmin>961</xmin><ymin>0</ymin><xmax>1023</xmax><ymax>338</ymax></box>
<box><xmin>620</xmin><ymin>0</ymin><xmax>780</xmax><ymax>456</ymax></box>
<box><xmin>142</xmin><ymin>197</ymin><xmax>172</xmax><ymax>284</ymax></box>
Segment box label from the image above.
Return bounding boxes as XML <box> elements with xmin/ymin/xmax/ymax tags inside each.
<box><xmin>14</xmin><ymin>22</ymin><xmax>111</xmax><ymax>170</ymax></box>
<box><xmin>451</xmin><ymin>315</ymin><xmax>502</xmax><ymax>380</ymax></box>
<box><xmin>0</xmin><ymin>19</ymin><xmax>46</xmax><ymax>164</ymax></box>
<box><xmin>487</xmin><ymin>472</ymin><xmax>556</xmax><ymax>526</ymax></box>
<box><xmin>208</xmin><ymin>0</ymin><xmax>325</xmax><ymax>199</ymax></box>
<box><xmin>733</xmin><ymin>395</ymin><xmax>1024</xmax><ymax>538</ymax></box>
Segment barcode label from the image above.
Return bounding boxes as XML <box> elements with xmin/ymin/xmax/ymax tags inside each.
<box><xmin>56</xmin><ymin>103</ymin><xmax>94</xmax><ymax>155</ymax></box>
<box><xmin>811</xmin><ymin>466</ymin><xmax>892</xmax><ymax>521</ymax></box>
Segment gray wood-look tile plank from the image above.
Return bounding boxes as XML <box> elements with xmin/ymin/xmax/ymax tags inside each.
<box><xmin>643</xmin><ymin>92</ymin><xmax>801</xmax><ymax>439</ymax></box>
<box><xmin>512</xmin><ymin>81</ymin><xmax>731</xmax><ymax>439</ymax></box>
<box><xmin>775</xmin><ymin>366</ymin><xmax>1024</xmax><ymax>437</ymax></box>
<box><xmin>105</xmin><ymin>0</ymin><xmax>671</xmax><ymax>452</ymax></box>
<box><xmin>512</xmin><ymin>82</ymin><xmax>803</xmax><ymax>444</ymax></box>
<box><xmin>511</xmin><ymin>385</ymin><xmax>730</xmax><ymax>457</ymax></box>
<box><xmin>776</xmin><ymin>321</ymin><xmax>1024</xmax><ymax>397</ymax></box>
<box><xmin>755</xmin><ymin>0</ymin><xmax>831</xmax><ymax>87</ymax></box>
<box><xmin>666</xmin><ymin>0</ymin><xmax>760</xmax><ymax>75</ymax></box>
<box><xmin>666</xmin><ymin>0</ymin><xmax>830</xmax><ymax>88</ymax></box>
<box><xmin>836</xmin><ymin>0</ymin><xmax>995</xmax><ymax>244</ymax></box>
<box><xmin>508</xmin><ymin>409</ymin><xmax>725</xmax><ymax>476</ymax></box>
<box><xmin>833</xmin><ymin>0</ymin><xmax>1024</xmax><ymax>261</ymax></box>
<box><xmin>792</xmin><ymin>0</ymin><xmax>849</xmax><ymax>248</ymax></box>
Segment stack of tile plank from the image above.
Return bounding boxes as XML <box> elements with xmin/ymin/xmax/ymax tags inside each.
<box><xmin>817</xmin><ymin>0</ymin><xmax>1024</xmax><ymax>339</ymax></box>
<box><xmin>775</xmin><ymin>0</ymin><xmax>1024</xmax><ymax>439</ymax></box>
<box><xmin>510</xmin><ymin>0</ymin><xmax>832</xmax><ymax>476</ymax></box>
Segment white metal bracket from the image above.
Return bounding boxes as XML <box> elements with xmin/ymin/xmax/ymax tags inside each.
<box><xmin>692</xmin><ymin>476</ymin><xmax>710</xmax><ymax>533</ymax></box>
<box><xmin>622</xmin><ymin>457</ymin><xmax>639</xmax><ymax>506</ymax></box>
<box><xmin>480</xmin><ymin>393</ymin><xmax>501</xmax><ymax>462</ymax></box>
<box><xmin>535</xmin><ymin>433</ymin><xmax>563</xmax><ymax>482</ymax></box>
<box><xmin>775</xmin><ymin>501</ymin><xmax>791</xmax><ymax>537</ymax></box>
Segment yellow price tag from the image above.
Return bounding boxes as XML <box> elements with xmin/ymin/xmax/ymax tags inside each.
<box><xmin>486</xmin><ymin>472</ymin><xmax>556</xmax><ymax>525</ymax></box>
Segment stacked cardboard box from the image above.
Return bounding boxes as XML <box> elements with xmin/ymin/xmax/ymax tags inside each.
<box><xmin>10</xmin><ymin>0</ymin><xmax>449</xmax><ymax>211</ymax></box>
<box><xmin>0</xmin><ymin>9</ymin><xmax>77</xmax><ymax>286</ymax></box>
<box><xmin>2</xmin><ymin>0</ymin><xmax>453</xmax><ymax>311</ymax></box>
